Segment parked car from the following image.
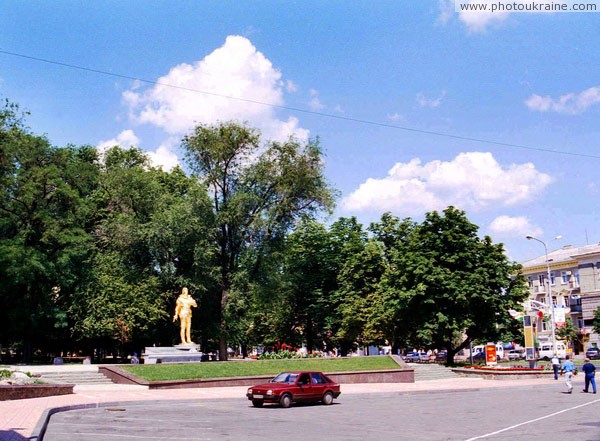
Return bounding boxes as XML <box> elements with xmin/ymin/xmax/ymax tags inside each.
<box><xmin>586</xmin><ymin>347</ymin><xmax>600</xmax><ymax>360</ymax></box>
<box><xmin>404</xmin><ymin>352</ymin><xmax>429</xmax><ymax>362</ymax></box>
<box><xmin>507</xmin><ymin>349</ymin><xmax>526</xmax><ymax>360</ymax></box>
<box><xmin>246</xmin><ymin>371</ymin><xmax>341</xmax><ymax>408</ymax></box>
<box><xmin>472</xmin><ymin>351</ymin><xmax>486</xmax><ymax>362</ymax></box>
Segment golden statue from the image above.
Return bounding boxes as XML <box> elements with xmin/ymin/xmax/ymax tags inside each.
<box><xmin>173</xmin><ymin>287</ymin><xmax>197</xmax><ymax>345</ymax></box>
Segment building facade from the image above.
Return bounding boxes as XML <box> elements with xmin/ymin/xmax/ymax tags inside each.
<box><xmin>521</xmin><ymin>243</ymin><xmax>600</xmax><ymax>355</ymax></box>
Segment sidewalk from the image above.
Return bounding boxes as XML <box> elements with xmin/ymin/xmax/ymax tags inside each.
<box><xmin>0</xmin><ymin>366</ymin><xmax>559</xmax><ymax>441</ymax></box>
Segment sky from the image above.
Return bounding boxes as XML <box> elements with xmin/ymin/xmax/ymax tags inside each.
<box><xmin>1</xmin><ymin>1</ymin><xmax>600</xmax><ymax>263</ymax></box>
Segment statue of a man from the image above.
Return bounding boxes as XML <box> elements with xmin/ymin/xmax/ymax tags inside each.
<box><xmin>173</xmin><ymin>287</ymin><xmax>197</xmax><ymax>345</ymax></box>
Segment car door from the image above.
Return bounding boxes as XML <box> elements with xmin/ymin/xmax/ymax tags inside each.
<box><xmin>310</xmin><ymin>373</ymin><xmax>328</xmax><ymax>399</ymax></box>
<box><xmin>295</xmin><ymin>373</ymin><xmax>313</xmax><ymax>401</ymax></box>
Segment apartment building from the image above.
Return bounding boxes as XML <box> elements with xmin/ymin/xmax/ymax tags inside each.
<box><xmin>521</xmin><ymin>243</ymin><xmax>600</xmax><ymax>354</ymax></box>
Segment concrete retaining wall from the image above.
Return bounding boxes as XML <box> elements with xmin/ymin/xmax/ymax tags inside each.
<box><xmin>99</xmin><ymin>365</ymin><xmax>414</xmax><ymax>389</ymax></box>
<box><xmin>451</xmin><ymin>367</ymin><xmax>553</xmax><ymax>380</ymax></box>
<box><xmin>0</xmin><ymin>384</ymin><xmax>74</xmax><ymax>401</ymax></box>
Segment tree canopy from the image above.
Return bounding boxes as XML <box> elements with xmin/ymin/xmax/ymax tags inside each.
<box><xmin>0</xmin><ymin>99</ymin><xmax>529</xmax><ymax>365</ymax></box>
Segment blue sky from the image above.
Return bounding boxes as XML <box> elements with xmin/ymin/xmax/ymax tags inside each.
<box><xmin>2</xmin><ymin>1</ymin><xmax>600</xmax><ymax>262</ymax></box>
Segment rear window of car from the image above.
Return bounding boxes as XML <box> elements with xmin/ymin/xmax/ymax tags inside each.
<box><xmin>311</xmin><ymin>373</ymin><xmax>326</xmax><ymax>384</ymax></box>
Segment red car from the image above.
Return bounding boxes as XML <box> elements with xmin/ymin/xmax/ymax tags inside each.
<box><xmin>246</xmin><ymin>371</ymin><xmax>341</xmax><ymax>408</ymax></box>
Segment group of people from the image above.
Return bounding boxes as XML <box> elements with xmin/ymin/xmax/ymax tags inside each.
<box><xmin>551</xmin><ymin>354</ymin><xmax>596</xmax><ymax>394</ymax></box>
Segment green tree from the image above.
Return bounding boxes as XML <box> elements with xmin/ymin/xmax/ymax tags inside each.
<box><xmin>70</xmin><ymin>146</ymin><xmax>214</xmax><ymax>353</ymax></box>
<box><xmin>556</xmin><ymin>318</ymin><xmax>581</xmax><ymax>352</ymax></box>
<box><xmin>375</xmin><ymin>207</ymin><xmax>528</xmax><ymax>365</ymax></box>
<box><xmin>593</xmin><ymin>307</ymin><xmax>600</xmax><ymax>336</ymax></box>
<box><xmin>182</xmin><ymin>122</ymin><xmax>335</xmax><ymax>360</ymax></box>
<box><xmin>0</xmin><ymin>101</ymin><xmax>99</xmax><ymax>360</ymax></box>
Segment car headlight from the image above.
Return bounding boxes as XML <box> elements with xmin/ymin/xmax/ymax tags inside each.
<box><xmin>247</xmin><ymin>388</ymin><xmax>253</xmax><ymax>394</ymax></box>
<box><xmin>266</xmin><ymin>390</ymin><xmax>273</xmax><ymax>396</ymax></box>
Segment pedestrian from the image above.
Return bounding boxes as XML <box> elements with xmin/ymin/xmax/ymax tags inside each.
<box><xmin>551</xmin><ymin>354</ymin><xmax>560</xmax><ymax>380</ymax></box>
<box><xmin>561</xmin><ymin>355</ymin><xmax>575</xmax><ymax>394</ymax></box>
<box><xmin>581</xmin><ymin>357</ymin><xmax>597</xmax><ymax>394</ymax></box>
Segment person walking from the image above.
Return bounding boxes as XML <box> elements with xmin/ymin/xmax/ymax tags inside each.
<box><xmin>551</xmin><ymin>354</ymin><xmax>560</xmax><ymax>380</ymax></box>
<box><xmin>561</xmin><ymin>355</ymin><xmax>575</xmax><ymax>394</ymax></box>
<box><xmin>581</xmin><ymin>357</ymin><xmax>597</xmax><ymax>394</ymax></box>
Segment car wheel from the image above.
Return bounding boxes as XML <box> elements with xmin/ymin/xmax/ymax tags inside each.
<box><xmin>322</xmin><ymin>391</ymin><xmax>334</xmax><ymax>405</ymax></box>
<box><xmin>252</xmin><ymin>399</ymin><xmax>263</xmax><ymax>408</ymax></box>
<box><xmin>279</xmin><ymin>393</ymin><xmax>292</xmax><ymax>408</ymax></box>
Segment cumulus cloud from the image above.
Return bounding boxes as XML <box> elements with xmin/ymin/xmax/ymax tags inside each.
<box><xmin>97</xmin><ymin>129</ymin><xmax>140</xmax><ymax>155</ymax></box>
<box><xmin>96</xmin><ymin>129</ymin><xmax>178</xmax><ymax>171</ymax></box>
<box><xmin>416</xmin><ymin>91</ymin><xmax>446</xmax><ymax>108</ymax></box>
<box><xmin>444</xmin><ymin>0</ymin><xmax>559</xmax><ymax>33</ymax></box>
<box><xmin>341</xmin><ymin>152</ymin><xmax>553</xmax><ymax>216</ymax></box>
<box><xmin>525</xmin><ymin>86</ymin><xmax>600</xmax><ymax>114</ymax></box>
<box><xmin>147</xmin><ymin>138</ymin><xmax>179</xmax><ymax>171</ymax></box>
<box><xmin>456</xmin><ymin>0</ymin><xmax>512</xmax><ymax>33</ymax></box>
<box><xmin>488</xmin><ymin>215</ymin><xmax>542</xmax><ymax>238</ymax></box>
<box><xmin>123</xmin><ymin>35</ymin><xmax>309</xmax><ymax>143</ymax></box>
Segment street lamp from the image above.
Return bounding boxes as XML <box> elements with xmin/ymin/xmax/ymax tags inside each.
<box><xmin>526</xmin><ymin>235</ymin><xmax>558</xmax><ymax>358</ymax></box>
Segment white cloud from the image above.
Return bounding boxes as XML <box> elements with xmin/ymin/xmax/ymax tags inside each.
<box><xmin>457</xmin><ymin>0</ymin><xmax>512</xmax><ymax>33</ymax></box>
<box><xmin>96</xmin><ymin>130</ymin><xmax>178</xmax><ymax>171</ymax></box>
<box><xmin>525</xmin><ymin>86</ymin><xmax>600</xmax><ymax>114</ymax></box>
<box><xmin>437</xmin><ymin>0</ymin><xmax>455</xmax><ymax>25</ymax></box>
<box><xmin>488</xmin><ymin>215</ymin><xmax>542</xmax><ymax>238</ymax></box>
<box><xmin>97</xmin><ymin>129</ymin><xmax>140</xmax><ymax>155</ymax></box>
<box><xmin>416</xmin><ymin>91</ymin><xmax>446</xmax><ymax>108</ymax></box>
<box><xmin>147</xmin><ymin>138</ymin><xmax>179</xmax><ymax>171</ymax></box>
<box><xmin>308</xmin><ymin>89</ymin><xmax>324</xmax><ymax>111</ymax></box>
<box><xmin>387</xmin><ymin>113</ymin><xmax>405</xmax><ymax>122</ymax></box>
<box><xmin>341</xmin><ymin>152</ymin><xmax>553</xmax><ymax>216</ymax></box>
<box><xmin>286</xmin><ymin>80</ymin><xmax>298</xmax><ymax>93</ymax></box>
<box><xmin>124</xmin><ymin>35</ymin><xmax>309</xmax><ymax>143</ymax></box>
<box><xmin>447</xmin><ymin>0</ymin><xmax>559</xmax><ymax>33</ymax></box>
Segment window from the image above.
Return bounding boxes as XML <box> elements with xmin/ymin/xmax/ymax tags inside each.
<box><xmin>538</xmin><ymin>274</ymin><xmax>546</xmax><ymax>286</ymax></box>
<box><xmin>564</xmin><ymin>296</ymin><xmax>570</xmax><ymax>307</ymax></box>
<box><xmin>550</xmin><ymin>271</ymin><xmax>556</xmax><ymax>285</ymax></box>
<box><xmin>527</xmin><ymin>276</ymin><xmax>534</xmax><ymax>288</ymax></box>
<box><xmin>311</xmin><ymin>373</ymin><xmax>326</xmax><ymax>384</ymax></box>
<box><xmin>298</xmin><ymin>374</ymin><xmax>310</xmax><ymax>385</ymax></box>
<box><xmin>561</xmin><ymin>271</ymin><xmax>570</xmax><ymax>284</ymax></box>
<box><xmin>574</xmin><ymin>270</ymin><xmax>580</xmax><ymax>286</ymax></box>
<box><xmin>578</xmin><ymin>318</ymin><xmax>584</xmax><ymax>329</ymax></box>
<box><xmin>552</xmin><ymin>296</ymin><xmax>557</xmax><ymax>306</ymax></box>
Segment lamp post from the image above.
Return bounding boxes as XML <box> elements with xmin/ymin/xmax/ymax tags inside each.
<box><xmin>526</xmin><ymin>235</ymin><xmax>557</xmax><ymax>358</ymax></box>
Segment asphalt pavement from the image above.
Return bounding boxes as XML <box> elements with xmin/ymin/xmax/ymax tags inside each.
<box><xmin>1</xmin><ymin>365</ymin><xmax>598</xmax><ymax>441</ymax></box>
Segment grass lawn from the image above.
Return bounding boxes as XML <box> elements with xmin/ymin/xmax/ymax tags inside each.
<box><xmin>121</xmin><ymin>356</ymin><xmax>400</xmax><ymax>382</ymax></box>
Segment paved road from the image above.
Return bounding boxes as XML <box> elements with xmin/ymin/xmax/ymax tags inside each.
<box><xmin>43</xmin><ymin>384</ymin><xmax>600</xmax><ymax>441</ymax></box>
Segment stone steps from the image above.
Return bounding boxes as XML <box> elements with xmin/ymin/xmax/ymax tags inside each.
<box><xmin>37</xmin><ymin>370</ymin><xmax>113</xmax><ymax>385</ymax></box>
<box><xmin>408</xmin><ymin>363</ymin><xmax>461</xmax><ymax>382</ymax></box>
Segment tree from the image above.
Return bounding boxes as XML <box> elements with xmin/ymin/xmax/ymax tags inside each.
<box><xmin>556</xmin><ymin>318</ymin><xmax>581</xmax><ymax>352</ymax></box>
<box><xmin>182</xmin><ymin>122</ymin><xmax>335</xmax><ymax>360</ymax></box>
<box><xmin>593</xmin><ymin>307</ymin><xmax>600</xmax><ymax>336</ymax></box>
<box><xmin>0</xmin><ymin>101</ymin><xmax>100</xmax><ymax>360</ymax></box>
<box><xmin>70</xmin><ymin>146</ymin><xmax>214</xmax><ymax>353</ymax></box>
<box><xmin>375</xmin><ymin>207</ymin><xmax>528</xmax><ymax>365</ymax></box>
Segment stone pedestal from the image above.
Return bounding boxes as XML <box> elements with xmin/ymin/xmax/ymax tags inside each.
<box><xmin>142</xmin><ymin>345</ymin><xmax>204</xmax><ymax>364</ymax></box>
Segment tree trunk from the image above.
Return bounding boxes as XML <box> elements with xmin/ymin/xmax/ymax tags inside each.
<box><xmin>219</xmin><ymin>286</ymin><xmax>228</xmax><ymax>361</ymax></box>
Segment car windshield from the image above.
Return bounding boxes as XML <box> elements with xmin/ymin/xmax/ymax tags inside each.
<box><xmin>272</xmin><ymin>373</ymin><xmax>298</xmax><ymax>384</ymax></box>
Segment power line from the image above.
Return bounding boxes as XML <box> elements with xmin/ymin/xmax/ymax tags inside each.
<box><xmin>1</xmin><ymin>49</ymin><xmax>599</xmax><ymax>160</ymax></box>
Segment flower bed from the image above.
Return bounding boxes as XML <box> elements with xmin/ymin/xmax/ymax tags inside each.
<box><xmin>452</xmin><ymin>365</ymin><xmax>552</xmax><ymax>380</ymax></box>
<box><xmin>464</xmin><ymin>365</ymin><xmax>545</xmax><ymax>372</ymax></box>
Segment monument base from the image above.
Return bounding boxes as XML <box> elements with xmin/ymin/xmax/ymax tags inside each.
<box><xmin>142</xmin><ymin>345</ymin><xmax>205</xmax><ymax>364</ymax></box>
